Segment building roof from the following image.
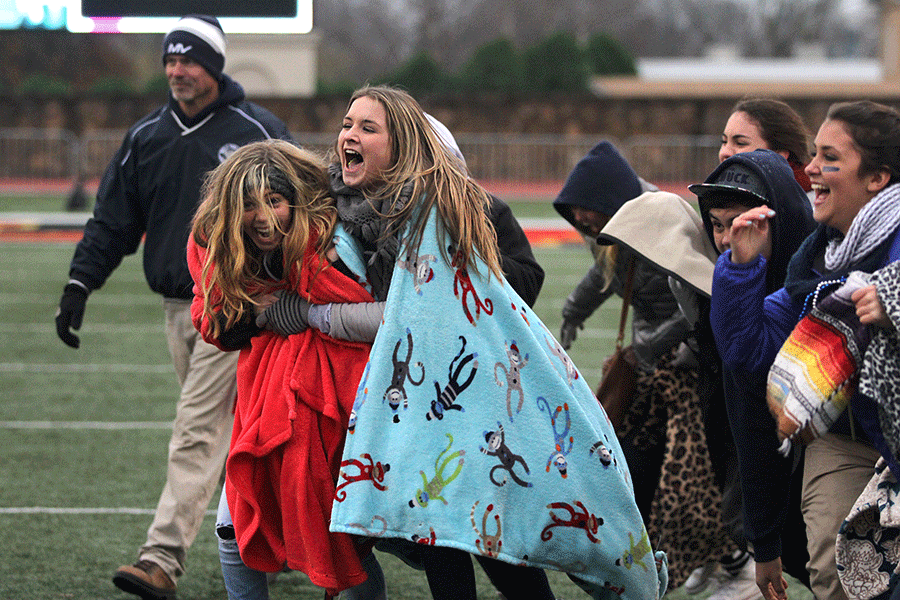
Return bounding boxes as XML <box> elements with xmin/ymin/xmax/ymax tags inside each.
<box><xmin>592</xmin><ymin>58</ymin><xmax>897</xmax><ymax>99</ymax></box>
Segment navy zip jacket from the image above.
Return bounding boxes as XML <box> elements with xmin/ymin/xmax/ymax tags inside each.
<box><xmin>702</xmin><ymin>150</ymin><xmax>816</xmax><ymax>563</ymax></box>
<box><xmin>69</xmin><ymin>74</ymin><xmax>291</xmax><ymax>299</ymax></box>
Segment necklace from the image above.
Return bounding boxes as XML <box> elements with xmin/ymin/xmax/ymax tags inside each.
<box><xmin>801</xmin><ymin>276</ymin><xmax>847</xmax><ymax>318</ymax></box>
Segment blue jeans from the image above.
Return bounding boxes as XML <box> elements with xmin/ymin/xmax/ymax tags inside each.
<box><xmin>215</xmin><ymin>485</ymin><xmax>387</xmax><ymax>600</ymax></box>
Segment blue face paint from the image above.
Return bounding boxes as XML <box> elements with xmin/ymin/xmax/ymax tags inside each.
<box><xmin>822</xmin><ymin>166</ymin><xmax>840</xmax><ymax>172</ymax></box>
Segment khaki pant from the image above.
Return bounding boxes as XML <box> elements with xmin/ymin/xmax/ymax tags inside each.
<box><xmin>802</xmin><ymin>432</ymin><xmax>879</xmax><ymax>600</ymax></box>
<box><xmin>138</xmin><ymin>299</ymin><xmax>238</xmax><ymax>582</ymax></box>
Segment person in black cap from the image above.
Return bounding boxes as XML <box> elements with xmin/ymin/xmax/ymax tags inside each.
<box><xmin>711</xmin><ymin>102</ymin><xmax>900</xmax><ymax>600</ymax></box>
<box><xmin>52</xmin><ymin>14</ymin><xmax>292</xmax><ymax>600</ymax></box>
<box><xmin>685</xmin><ymin>149</ymin><xmax>816</xmax><ymax>600</ymax></box>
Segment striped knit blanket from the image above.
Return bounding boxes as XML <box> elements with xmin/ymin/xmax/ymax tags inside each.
<box><xmin>766</xmin><ymin>272</ymin><xmax>871</xmax><ymax>455</ymax></box>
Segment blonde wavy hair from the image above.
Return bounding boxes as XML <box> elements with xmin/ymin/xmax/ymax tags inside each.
<box><xmin>191</xmin><ymin>140</ymin><xmax>335</xmax><ymax>337</ymax></box>
<box><xmin>596</xmin><ymin>244</ymin><xmax>619</xmax><ymax>293</ymax></box>
<box><xmin>333</xmin><ymin>85</ymin><xmax>501</xmax><ymax>278</ymax></box>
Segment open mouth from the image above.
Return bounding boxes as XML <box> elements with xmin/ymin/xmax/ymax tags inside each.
<box><xmin>811</xmin><ymin>182</ymin><xmax>830</xmax><ymax>201</ymax></box>
<box><xmin>344</xmin><ymin>149</ymin><xmax>363</xmax><ymax>168</ymax></box>
<box><xmin>254</xmin><ymin>225</ymin><xmax>274</xmax><ymax>241</ymax></box>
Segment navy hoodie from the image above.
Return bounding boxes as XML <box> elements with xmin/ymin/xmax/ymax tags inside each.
<box><xmin>699</xmin><ymin>150</ymin><xmax>816</xmax><ymax>563</ymax></box>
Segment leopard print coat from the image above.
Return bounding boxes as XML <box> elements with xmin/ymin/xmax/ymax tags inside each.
<box><xmin>620</xmin><ymin>350</ymin><xmax>737</xmax><ymax>588</ymax></box>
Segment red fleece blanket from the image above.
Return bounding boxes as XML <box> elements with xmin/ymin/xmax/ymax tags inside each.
<box><xmin>187</xmin><ymin>238</ymin><xmax>374</xmax><ymax>594</ymax></box>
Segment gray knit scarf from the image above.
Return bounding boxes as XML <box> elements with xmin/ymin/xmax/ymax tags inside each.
<box><xmin>328</xmin><ymin>164</ymin><xmax>415</xmax><ymax>300</ymax></box>
<box><xmin>825</xmin><ymin>182</ymin><xmax>900</xmax><ymax>272</ymax></box>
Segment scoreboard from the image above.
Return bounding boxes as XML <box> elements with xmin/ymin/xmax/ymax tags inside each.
<box><xmin>80</xmin><ymin>1</ymin><xmax>297</xmax><ymax>18</ymax></box>
<box><xmin>65</xmin><ymin>0</ymin><xmax>312</xmax><ymax>33</ymax></box>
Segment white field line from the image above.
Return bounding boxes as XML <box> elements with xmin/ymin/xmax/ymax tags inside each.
<box><xmin>0</xmin><ymin>363</ymin><xmax>172</xmax><ymax>373</ymax></box>
<box><xmin>0</xmin><ymin>420</ymin><xmax>197</xmax><ymax>516</ymax></box>
<box><xmin>0</xmin><ymin>323</ymin><xmax>162</xmax><ymax>333</ymax></box>
<box><xmin>0</xmin><ymin>270</ymin><xmax>147</xmax><ymax>283</ymax></box>
<box><xmin>0</xmin><ymin>507</ymin><xmax>215</xmax><ymax>516</ymax></box>
<box><xmin>0</xmin><ymin>292</ymin><xmax>158</xmax><ymax>304</ymax></box>
<box><xmin>0</xmin><ymin>420</ymin><xmax>172</xmax><ymax>429</ymax></box>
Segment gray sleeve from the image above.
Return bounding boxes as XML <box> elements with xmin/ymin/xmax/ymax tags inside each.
<box><xmin>561</xmin><ymin>262</ymin><xmax>615</xmax><ymax>325</ymax></box>
<box><xmin>322</xmin><ymin>302</ymin><xmax>386</xmax><ymax>343</ymax></box>
<box><xmin>668</xmin><ymin>276</ymin><xmax>701</xmax><ymax>328</ymax></box>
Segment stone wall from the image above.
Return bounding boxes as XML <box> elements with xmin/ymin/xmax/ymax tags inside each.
<box><xmin>5</xmin><ymin>91</ymin><xmax>898</xmax><ymax>138</ymax></box>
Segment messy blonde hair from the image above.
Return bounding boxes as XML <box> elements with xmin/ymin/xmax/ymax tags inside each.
<box><xmin>596</xmin><ymin>244</ymin><xmax>618</xmax><ymax>293</ymax></box>
<box><xmin>334</xmin><ymin>85</ymin><xmax>501</xmax><ymax>278</ymax></box>
<box><xmin>191</xmin><ymin>140</ymin><xmax>335</xmax><ymax>337</ymax></box>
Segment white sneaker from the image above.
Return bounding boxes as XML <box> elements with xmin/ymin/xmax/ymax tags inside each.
<box><xmin>684</xmin><ymin>561</ymin><xmax>724</xmax><ymax>594</ymax></box>
<box><xmin>706</xmin><ymin>560</ymin><xmax>763</xmax><ymax>600</ymax></box>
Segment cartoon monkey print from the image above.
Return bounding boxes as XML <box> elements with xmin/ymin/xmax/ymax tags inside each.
<box><xmin>537</xmin><ymin>397</ymin><xmax>574</xmax><ymax>478</ymax></box>
<box><xmin>397</xmin><ymin>248</ymin><xmax>437</xmax><ymax>295</ymax></box>
<box><xmin>494</xmin><ymin>339</ymin><xmax>528</xmax><ymax>422</ymax></box>
<box><xmin>480</xmin><ymin>421</ymin><xmax>531</xmax><ymax>488</ymax></box>
<box><xmin>383</xmin><ymin>328</ymin><xmax>425</xmax><ymax>423</ymax></box>
<box><xmin>427</xmin><ymin>336</ymin><xmax>478</xmax><ymax>421</ymax></box>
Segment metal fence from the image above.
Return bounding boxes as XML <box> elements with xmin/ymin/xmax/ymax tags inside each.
<box><xmin>0</xmin><ymin>128</ymin><xmax>721</xmax><ymax>186</ymax></box>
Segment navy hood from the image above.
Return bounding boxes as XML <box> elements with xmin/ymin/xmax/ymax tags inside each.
<box><xmin>695</xmin><ymin>149</ymin><xmax>815</xmax><ymax>293</ymax></box>
<box><xmin>553</xmin><ymin>141</ymin><xmax>642</xmax><ymax>233</ymax></box>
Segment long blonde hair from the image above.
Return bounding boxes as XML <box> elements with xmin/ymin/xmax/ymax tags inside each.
<box><xmin>596</xmin><ymin>244</ymin><xmax>618</xmax><ymax>293</ymax></box>
<box><xmin>191</xmin><ymin>140</ymin><xmax>335</xmax><ymax>337</ymax></box>
<box><xmin>334</xmin><ymin>85</ymin><xmax>502</xmax><ymax>278</ymax></box>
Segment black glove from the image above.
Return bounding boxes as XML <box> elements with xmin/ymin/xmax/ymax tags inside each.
<box><xmin>256</xmin><ymin>292</ymin><xmax>310</xmax><ymax>337</ymax></box>
<box><xmin>56</xmin><ymin>283</ymin><xmax>88</xmax><ymax>348</ymax></box>
<box><xmin>559</xmin><ymin>319</ymin><xmax>583</xmax><ymax>350</ymax></box>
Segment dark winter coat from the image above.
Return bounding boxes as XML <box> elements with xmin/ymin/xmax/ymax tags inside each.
<box><xmin>707</xmin><ymin>150</ymin><xmax>855</xmax><ymax>562</ymax></box>
<box><xmin>69</xmin><ymin>75</ymin><xmax>292</xmax><ymax>299</ymax></box>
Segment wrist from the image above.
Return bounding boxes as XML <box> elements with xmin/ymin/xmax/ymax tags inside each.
<box><xmin>64</xmin><ymin>282</ymin><xmax>89</xmax><ymax>297</ymax></box>
<box><xmin>67</xmin><ymin>278</ymin><xmax>90</xmax><ymax>294</ymax></box>
<box><xmin>308</xmin><ymin>303</ymin><xmax>331</xmax><ymax>334</ymax></box>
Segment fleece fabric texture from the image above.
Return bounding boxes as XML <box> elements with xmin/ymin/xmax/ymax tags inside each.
<box><xmin>188</xmin><ymin>227</ymin><xmax>375</xmax><ymax>595</ymax></box>
<box><xmin>329</xmin><ymin>207</ymin><xmax>668</xmax><ymax>600</ymax></box>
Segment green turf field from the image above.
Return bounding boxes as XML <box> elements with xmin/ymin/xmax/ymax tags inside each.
<box><xmin>0</xmin><ymin>199</ymin><xmax>812</xmax><ymax>599</ymax></box>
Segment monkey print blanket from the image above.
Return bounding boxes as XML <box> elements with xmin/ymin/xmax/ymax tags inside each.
<box><xmin>329</xmin><ymin>208</ymin><xmax>668</xmax><ymax>600</ymax></box>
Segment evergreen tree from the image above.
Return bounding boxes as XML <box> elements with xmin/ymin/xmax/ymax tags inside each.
<box><xmin>522</xmin><ymin>32</ymin><xmax>587</xmax><ymax>92</ymax></box>
<box><xmin>585</xmin><ymin>32</ymin><xmax>636</xmax><ymax>76</ymax></box>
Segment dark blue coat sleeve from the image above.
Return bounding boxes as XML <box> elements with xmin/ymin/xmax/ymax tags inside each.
<box><xmin>710</xmin><ymin>251</ymin><xmax>802</xmax><ymax>374</ymax></box>
<box><xmin>69</xmin><ymin>131</ymin><xmax>146</xmax><ymax>291</ymax></box>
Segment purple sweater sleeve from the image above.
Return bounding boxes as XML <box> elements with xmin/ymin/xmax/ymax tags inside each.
<box><xmin>710</xmin><ymin>251</ymin><xmax>803</xmax><ymax>374</ymax></box>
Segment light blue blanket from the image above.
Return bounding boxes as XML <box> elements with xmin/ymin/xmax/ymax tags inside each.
<box><xmin>330</xmin><ymin>208</ymin><xmax>667</xmax><ymax>599</ymax></box>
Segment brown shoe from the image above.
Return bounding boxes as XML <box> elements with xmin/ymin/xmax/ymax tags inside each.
<box><xmin>113</xmin><ymin>560</ymin><xmax>177</xmax><ymax>600</ymax></box>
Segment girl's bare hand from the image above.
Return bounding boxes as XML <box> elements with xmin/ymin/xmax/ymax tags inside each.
<box><xmin>756</xmin><ymin>559</ymin><xmax>788</xmax><ymax>600</ymax></box>
<box><xmin>252</xmin><ymin>292</ymin><xmax>281</xmax><ymax>316</ymax></box>
<box><xmin>730</xmin><ymin>206</ymin><xmax>775</xmax><ymax>264</ymax></box>
<box><xmin>851</xmin><ymin>285</ymin><xmax>893</xmax><ymax>329</ymax></box>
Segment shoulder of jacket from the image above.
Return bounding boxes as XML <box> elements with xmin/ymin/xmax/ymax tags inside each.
<box><xmin>126</xmin><ymin>105</ymin><xmax>172</xmax><ymax>141</ymax></box>
<box><xmin>225</xmin><ymin>101</ymin><xmax>287</xmax><ymax>135</ymax></box>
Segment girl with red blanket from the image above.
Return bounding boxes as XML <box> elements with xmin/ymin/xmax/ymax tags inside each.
<box><xmin>187</xmin><ymin>140</ymin><xmax>379</xmax><ymax>599</ymax></box>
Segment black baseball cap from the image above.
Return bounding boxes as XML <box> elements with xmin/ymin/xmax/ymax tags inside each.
<box><xmin>689</xmin><ymin>163</ymin><xmax>768</xmax><ymax>206</ymax></box>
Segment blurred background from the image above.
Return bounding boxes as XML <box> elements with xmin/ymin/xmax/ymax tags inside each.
<box><xmin>0</xmin><ymin>0</ymin><xmax>894</xmax><ymax>198</ymax></box>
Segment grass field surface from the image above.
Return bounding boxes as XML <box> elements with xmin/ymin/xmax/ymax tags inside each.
<box><xmin>0</xmin><ymin>194</ymin><xmax>812</xmax><ymax>599</ymax></box>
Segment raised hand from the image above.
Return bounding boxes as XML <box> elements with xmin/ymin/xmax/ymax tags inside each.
<box><xmin>729</xmin><ymin>206</ymin><xmax>775</xmax><ymax>265</ymax></box>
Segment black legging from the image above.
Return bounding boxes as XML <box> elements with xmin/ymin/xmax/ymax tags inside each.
<box><xmin>419</xmin><ymin>544</ymin><xmax>555</xmax><ymax>600</ymax></box>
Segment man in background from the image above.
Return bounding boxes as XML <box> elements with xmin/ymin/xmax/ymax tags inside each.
<box><xmin>54</xmin><ymin>15</ymin><xmax>291</xmax><ymax>600</ymax></box>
